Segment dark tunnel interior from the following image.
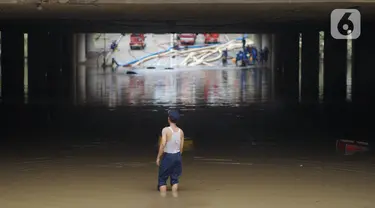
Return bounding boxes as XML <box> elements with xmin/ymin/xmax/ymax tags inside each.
<box><xmin>1</xmin><ymin>1</ymin><xmax>375</xmax><ymax>207</ymax></box>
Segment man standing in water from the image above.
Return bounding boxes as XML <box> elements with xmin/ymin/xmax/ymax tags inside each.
<box><xmin>156</xmin><ymin>110</ymin><xmax>185</xmax><ymax>196</ymax></box>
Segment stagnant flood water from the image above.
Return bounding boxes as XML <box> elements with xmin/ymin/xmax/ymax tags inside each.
<box><xmin>0</xmin><ymin>63</ymin><xmax>363</xmax><ymax>149</ymax></box>
<box><xmin>1</xmin><ymin>65</ymin><xmax>373</xmax><ymax>208</ymax></box>
<box><xmin>0</xmin><ymin>38</ymin><xmax>372</xmax><ymax>207</ymax></box>
<box><xmin>79</xmin><ymin>66</ymin><xmax>271</xmax><ymax>107</ymax></box>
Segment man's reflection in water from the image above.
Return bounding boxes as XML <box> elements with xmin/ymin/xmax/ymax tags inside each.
<box><xmin>222</xmin><ymin>70</ymin><xmax>228</xmax><ymax>85</ymax></box>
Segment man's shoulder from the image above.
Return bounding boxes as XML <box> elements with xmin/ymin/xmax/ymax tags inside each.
<box><xmin>178</xmin><ymin>128</ymin><xmax>184</xmax><ymax>134</ymax></box>
<box><xmin>162</xmin><ymin>127</ymin><xmax>170</xmax><ymax>133</ymax></box>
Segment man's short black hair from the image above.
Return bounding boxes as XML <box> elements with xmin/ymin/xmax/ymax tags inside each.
<box><xmin>168</xmin><ymin>110</ymin><xmax>180</xmax><ymax>123</ymax></box>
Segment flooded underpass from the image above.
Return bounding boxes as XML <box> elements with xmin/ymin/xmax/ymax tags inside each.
<box><xmin>1</xmin><ymin>35</ymin><xmax>374</xmax><ymax>207</ymax></box>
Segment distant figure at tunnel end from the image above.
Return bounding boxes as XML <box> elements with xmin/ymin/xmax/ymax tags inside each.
<box><xmin>156</xmin><ymin>109</ymin><xmax>185</xmax><ymax>197</ymax></box>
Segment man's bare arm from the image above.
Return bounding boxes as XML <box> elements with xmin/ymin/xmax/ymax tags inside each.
<box><xmin>180</xmin><ymin>129</ymin><xmax>185</xmax><ymax>154</ymax></box>
<box><xmin>157</xmin><ymin>128</ymin><xmax>168</xmax><ymax>160</ymax></box>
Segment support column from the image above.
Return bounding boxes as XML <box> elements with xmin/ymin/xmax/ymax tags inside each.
<box><xmin>73</xmin><ymin>35</ymin><xmax>77</xmax><ymax>105</ymax></box>
<box><xmin>86</xmin><ymin>33</ymin><xmax>96</xmax><ymax>52</ymax></box>
<box><xmin>323</xmin><ymin>33</ymin><xmax>347</xmax><ymax>103</ymax></box>
<box><xmin>271</xmin><ymin>34</ymin><xmax>279</xmax><ymax>71</ymax></box>
<box><xmin>352</xmin><ymin>27</ymin><xmax>375</xmax><ymax>107</ymax></box>
<box><xmin>28</xmin><ymin>31</ymin><xmax>48</xmax><ymax>103</ymax></box>
<box><xmin>253</xmin><ymin>34</ymin><xmax>262</xmax><ymax>49</ymax></box>
<box><xmin>272</xmin><ymin>34</ymin><xmax>282</xmax><ymax>101</ymax></box>
<box><xmin>61</xmin><ymin>33</ymin><xmax>76</xmax><ymax>105</ymax></box>
<box><xmin>279</xmin><ymin>32</ymin><xmax>300</xmax><ymax>102</ymax></box>
<box><xmin>1</xmin><ymin>30</ymin><xmax>24</xmax><ymax>103</ymax></box>
<box><xmin>86</xmin><ymin>33</ymin><xmax>96</xmax><ymax>56</ymax></box>
<box><xmin>76</xmin><ymin>33</ymin><xmax>86</xmax><ymax>63</ymax></box>
<box><xmin>301</xmin><ymin>31</ymin><xmax>320</xmax><ymax>103</ymax></box>
<box><xmin>46</xmin><ymin>31</ymin><xmax>63</xmax><ymax>103</ymax></box>
<box><xmin>77</xmin><ymin>65</ymin><xmax>86</xmax><ymax>105</ymax></box>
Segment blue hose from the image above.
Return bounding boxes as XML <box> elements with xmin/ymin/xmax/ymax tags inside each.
<box><xmin>116</xmin><ymin>34</ymin><xmax>249</xmax><ymax>66</ymax></box>
<box><xmin>116</xmin><ymin>47</ymin><xmax>172</xmax><ymax>66</ymax></box>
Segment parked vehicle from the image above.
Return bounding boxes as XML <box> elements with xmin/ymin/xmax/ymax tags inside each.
<box><xmin>204</xmin><ymin>33</ymin><xmax>220</xmax><ymax>44</ymax></box>
<box><xmin>177</xmin><ymin>33</ymin><xmax>197</xmax><ymax>45</ymax></box>
<box><xmin>130</xmin><ymin>33</ymin><xmax>146</xmax><ymax>50</ymax></box>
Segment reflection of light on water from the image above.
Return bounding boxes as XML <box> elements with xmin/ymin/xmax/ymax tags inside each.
<box><xmin>241</xmin><ymin>70</ymin><xmax>247</xmax><ymax>102</ymax></box>
<box><xmin>152</xmin><ymin>74</ymin><xmax>177</xmax><ymax>105</ymax></box>
<box><xmin>77</xmin><ymin>65</ymin><xmax>87</xmax><ymax>105</ymax></box>
<box><xmin>262</xmin><ymin>69</ymin><xmax>268</xmax><ymax>102</ymax></box>
<box><xmin>84</xmin><ymin>67</ymin><xmax>271</xmax><ymax>107</ymax></box>
<box><xmin>178</xmin><ymin>74</ymin><xmax>196</xmax><ymax>105</ymax></box>
<box><xmin>107</xmin><ymin>74</ymin><xmax>117</xmax><ymax>108</ymax></box>
<box><xmin>127</xmin><ymin>76</ymin><xmax>145</xmax><ymax>105</ymax></box>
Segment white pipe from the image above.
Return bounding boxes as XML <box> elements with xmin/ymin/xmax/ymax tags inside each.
<box><xmin>131</xmin><ymin>38</ymin><xmax>254</xmax><ymax>67</ymax></box>
<box><xmin>225</xmin><ymin>35</ymin><xmax>230</xmax><ymax>42</ymax></box>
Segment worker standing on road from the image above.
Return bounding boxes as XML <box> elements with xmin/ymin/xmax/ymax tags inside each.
<box><xmin>222</xmin><ymin>48</ymin><xmax>228</xmax><ymax>66</ymax></box>
<box><xmin>176</xmin><ymin>35</ymin><xmax>181</xmax><ymax>46</ymax></box>
<box><xmin>110</xmin><ymin>40</ymin><xmax>119</xmax><ymax>52</ymax></box>
<box><xmin>242</xmin><ymin>51</ymin><xmax>249</xmax><ymax>66</ymax></box>
<box><xmin>236</xmin><ymin>51</ymin><xmax>244</xmax><ymax>66</ymax></box>
<box><xmin>173</xmin><ymin>43</ymin><xmax>179</xmax><ymax>50</ymax></box>
<box><xmin>246</xmin><ymin>45</ymin><xmax>252</xmax><ymax>63</ymax></box>
<box><xmin>246</xmin><ymin>45</ymin><xmax>251</xmax><ymax>54</ymax></box>
<box><xmin>252</xmin><ymin>47</ymin><xmax>258</xmax><ymax>64</ymax></box>
<box><xmin>156</xmin><ymin>110</ymin><xmax>185</xmax><ymax>197</ymax></box>
<box><xmin>259</xmin><ymin>49</ymin><xmax>264</xmax><ymax>64</ymax></box>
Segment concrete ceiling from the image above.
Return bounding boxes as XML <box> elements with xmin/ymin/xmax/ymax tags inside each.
<box><xmin>0</xmin><ymin>2</ymin><xmax>375</xmax><ymax>32</ymax></box>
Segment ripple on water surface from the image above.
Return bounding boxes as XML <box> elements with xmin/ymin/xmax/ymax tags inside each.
<box><xmin>81</xmin><ymin>67</ymin><xmax>271</xmax><ymax>108</ymax></box>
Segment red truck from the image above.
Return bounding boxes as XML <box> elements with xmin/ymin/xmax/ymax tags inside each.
<box><xmin>204</xmin><ymin>33</ymin><xmax>220</xmax><ymax>44</ymax></box>
<box><xmin>129</xmin><ymin>33</ymin><xmax>146</xmax><ymax>50</ymax></box>
<box><xmin>178</xmin><ymin>33</ymin><xmax>197</xmax><ymax>45</ymax></box>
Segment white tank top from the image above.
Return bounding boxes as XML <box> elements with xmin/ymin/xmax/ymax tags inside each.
<box><xmin>164</xmin><ymin>127</ymin><xmax>181</xmax><ymax>154</ymax></box>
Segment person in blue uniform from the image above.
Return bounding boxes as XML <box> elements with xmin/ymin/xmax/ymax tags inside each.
<box><xmin>252</xmin><ymin>47</ymin><xmax>258</xmax><ymax>64</ymax></box>
<box><xmin>236</xmin><ymin>51</ymin><xmax>244</xmax><ymax>66</ymax></box>
<box><xmin>222</xmin><ymin>48</ymin><xmax>228</xmax><ymax>66</ymax></box>
<box><xmin>173</xmin><ymin>42</ymin><xmax>179</xmax><ymax>50</ymax></box>
<box><xmin>246</xmin><ymin>45</ymin><xmax>252</xmax><ymax>54</ymax></box>
<box><xmin>110</xmin><ymin>40</ymin><xmax>118</xmax><ymax>52</ymax></box>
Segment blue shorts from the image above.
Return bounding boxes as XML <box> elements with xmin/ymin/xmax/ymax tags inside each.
<box><xmin>158</xmin><ymin>152</ymin><xmax>182</xmax><ymax>188</ymax></box>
